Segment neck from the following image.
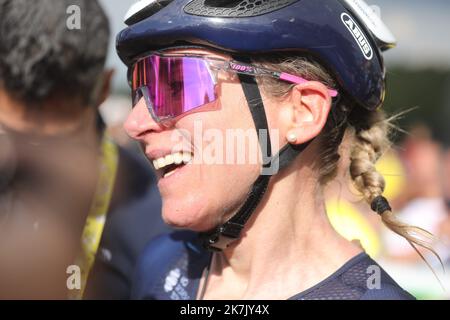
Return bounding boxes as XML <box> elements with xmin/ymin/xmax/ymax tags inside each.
<box><xmin>207</xmin><ymin>156</ymin><xmax>362</xmax><ymax>299</ymax></box>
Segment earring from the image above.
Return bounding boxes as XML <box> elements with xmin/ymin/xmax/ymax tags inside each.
<box><xmin>287</xmin><ymin>132</ymin><xmax>297</xmax><ymax>143</ymax></box>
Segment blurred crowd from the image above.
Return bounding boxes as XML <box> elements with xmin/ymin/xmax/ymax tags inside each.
<box><xmin>325</xmin><ymin>123</ymin><xmax>450</xmax><ymax>299</ymax></box>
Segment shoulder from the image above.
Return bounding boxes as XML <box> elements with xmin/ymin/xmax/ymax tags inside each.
<box><xmin>292</xmin><ymin>253</ymin><xmax>415</xmax><ymax>300</ymax></box>
<box><xmin>360</xmin><ymin>283</ymin><xmax>415</xmax><ymax>300</ymax></box>
<box><xmin>136</xmin><ymin>231</ymin><xmax>201</xmax><ymax>270</ymax></box>
<box><xmin>356</xmin><ymin>255</ymin><xmax>415</xmax><ymax>300</ymax></box>
<box><xmin>358</xmin><ymin>256</ymin><xmax>415</xmax><ymax>300</ymax></box>
<box><xmin>131</xmin><ymin>231</ymin><xmax>207</xmax><ymax>299</ymax></box>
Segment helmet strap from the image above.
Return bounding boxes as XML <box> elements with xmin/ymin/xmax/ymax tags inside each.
<box><xmin>201</xmin><ymin>56</ymin><xmax>314</xmax><ymax>251</ymax></box>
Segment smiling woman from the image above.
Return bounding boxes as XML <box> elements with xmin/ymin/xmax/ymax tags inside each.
<box><xmin>117</xmin><ymin>0</ymin><xmax>437</xmax><ymax>300</ymax></box>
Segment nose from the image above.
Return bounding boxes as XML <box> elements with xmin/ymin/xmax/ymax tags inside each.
<box><xmin>124</xmin><ymin>97</ymin><xmax>163</xmax><ymax>141</ymax></box>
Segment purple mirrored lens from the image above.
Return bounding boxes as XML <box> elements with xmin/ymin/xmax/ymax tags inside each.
<box><xmin>132</xmin><ymin>55</ymin><xmax>217</xmax><ymax>119</ymax></box>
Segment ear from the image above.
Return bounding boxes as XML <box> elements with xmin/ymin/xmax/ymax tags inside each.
<box><xmin>283</xmin><ymin>81</ymin><xmax>332</xmax><ymax>145</ymax></box>
<box><xmin>94</xmin><ymin>69</ymin><xmax>115</xmax><ymax>109</ymax></box>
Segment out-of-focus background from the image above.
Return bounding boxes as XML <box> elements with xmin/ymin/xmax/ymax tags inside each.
<box><xmin>99</xmin><ymin>0</ymin><xmax>450</xmax><ymax>299</ymax></box>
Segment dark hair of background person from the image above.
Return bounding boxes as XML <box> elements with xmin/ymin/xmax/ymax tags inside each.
<box><xmin>0</xmin><ymin>0</ymin><xmax>110</xmax><ymax>107</ymax></box>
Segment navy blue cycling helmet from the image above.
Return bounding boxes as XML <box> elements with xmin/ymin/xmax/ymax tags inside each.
<box><xmin>116</xmin><ymin>0</ymin><xmax>397</xmax><ymax>251</ymax></box>
<box><xmin>117</xmin><ymin>0</ymin><xmax>396</xmax><ymax>111</ymax></box>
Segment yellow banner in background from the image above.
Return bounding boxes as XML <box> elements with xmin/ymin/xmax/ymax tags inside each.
<box><xmin>69</xmin><ymin>134</ymin><xmax>119</xmax><ymax>300</ymax></box>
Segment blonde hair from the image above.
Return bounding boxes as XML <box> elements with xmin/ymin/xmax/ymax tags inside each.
<box><xmin>253</xmin><ymin>53</ymin><xmax>442</xmax><ymax>269</ymax></box>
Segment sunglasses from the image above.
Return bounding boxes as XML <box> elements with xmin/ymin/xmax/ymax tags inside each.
<box><xmin>130</xmin><ymin>52</ymin><xmax>338</xmax><ymax>124</ymax></box>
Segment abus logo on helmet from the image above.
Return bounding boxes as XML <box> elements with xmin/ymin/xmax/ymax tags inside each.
<box><xmin>341</xmin><ymin>13</ymin><xmax>373</xmax><ymax>60</ymax></box>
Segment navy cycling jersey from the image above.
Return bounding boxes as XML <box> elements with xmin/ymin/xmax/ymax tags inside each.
<box><xmin>131</xmin><ymin>231</ymin><xmax>415</xmax><ymax>300</ymax></box>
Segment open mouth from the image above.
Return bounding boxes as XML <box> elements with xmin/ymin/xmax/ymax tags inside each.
<box><xmin>152</xmin><ymin>151</ymin><xmax>193</xmax><ymax>178</ymax></box>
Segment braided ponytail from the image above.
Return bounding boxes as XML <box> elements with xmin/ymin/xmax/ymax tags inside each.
<box><xmin>348</xmin><ymin>109</ymin><xmax>443</xmax><ymax>272</ymax></box>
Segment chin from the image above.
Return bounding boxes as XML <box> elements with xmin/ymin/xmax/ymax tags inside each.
<box><xmin>161</xmin><ymin>197</ymin><xmax>218</xmax><ymax>232</ymax></box>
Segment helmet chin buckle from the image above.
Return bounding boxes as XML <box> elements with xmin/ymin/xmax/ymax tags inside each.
<box><xmin>203</xmin><ymin>222</ymin><xmax>243</xmax><ymax>252</ymax></box>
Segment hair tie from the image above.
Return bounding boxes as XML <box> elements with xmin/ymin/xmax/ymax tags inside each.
<box><xmin>371</xmin><ymin>196</ymin><xmax>391</xmax><ymax>215</ymax></box>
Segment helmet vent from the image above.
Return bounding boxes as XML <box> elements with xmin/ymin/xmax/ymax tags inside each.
<box><xmin>204</xmin><ymin>0</ymin><xmax>243</xmax><ymax>8</ymax></box>
<box><xmin>184</xmin><ymin>0</ymin><xmax>299</xmax><ymax>17</ymax></box>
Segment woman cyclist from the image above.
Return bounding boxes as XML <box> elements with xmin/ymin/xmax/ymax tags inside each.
<box><xmin>116</xmin><ymin>0</ymin><xmax>434</xmax><ymax>299</ymax></box>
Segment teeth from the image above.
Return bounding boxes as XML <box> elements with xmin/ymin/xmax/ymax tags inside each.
<box><xmin>182</xmin><ymin>152</ymin><xmax>192</xmax><ymax>164</ymax></box>
<box><xmin>174</xmin><ymin>153</ymin><xmax>183</xmax><ymax>165</ymax></box>
<box><xmin>164</xmin><ymin>170</ymin><xmax>177</xmax><ymax>178</ymax></box>
<box><xmin>157</xmin><ymin>158</ymin><xmax>166</xmax><ymax>169</ymax></box>
<box><xmin>153</xmin><ymin>152</ymin><xmax>192</xmax><ymax>170</ymax></box>
<box><xmin>165</xmin><ymin>154</ymin><xmax>174</xmax><ymax>165</ymax></box>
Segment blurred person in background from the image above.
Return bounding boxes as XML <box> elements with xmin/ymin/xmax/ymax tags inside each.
<box><xmin>382</xmin><ymin>125</ymin><xmax>449</xmax><ymax>264</ymax></box>
<box><xmin>99</xmin><ymin>96</ymin><xmax>139</xmax><ymax>150</ymax></box>
<box><xmin>0</xmin><ymin>0</ymin><xmax>167</xmax><ymax>299</ymax></box>
<box><xmin>438</xmin><ymin>149</ymin><xmax>450</xmax><ymax>262</ymax></box>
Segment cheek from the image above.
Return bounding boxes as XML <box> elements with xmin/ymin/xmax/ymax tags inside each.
<box><xmin>160</xmin><ymin>161</ymin><xmax>258</xmax><ymax>232</ymax></box>
<box><xmin>159</xmin><ymin>82</ymin><xmax>264</xmax><ymax>231</ymax></box>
